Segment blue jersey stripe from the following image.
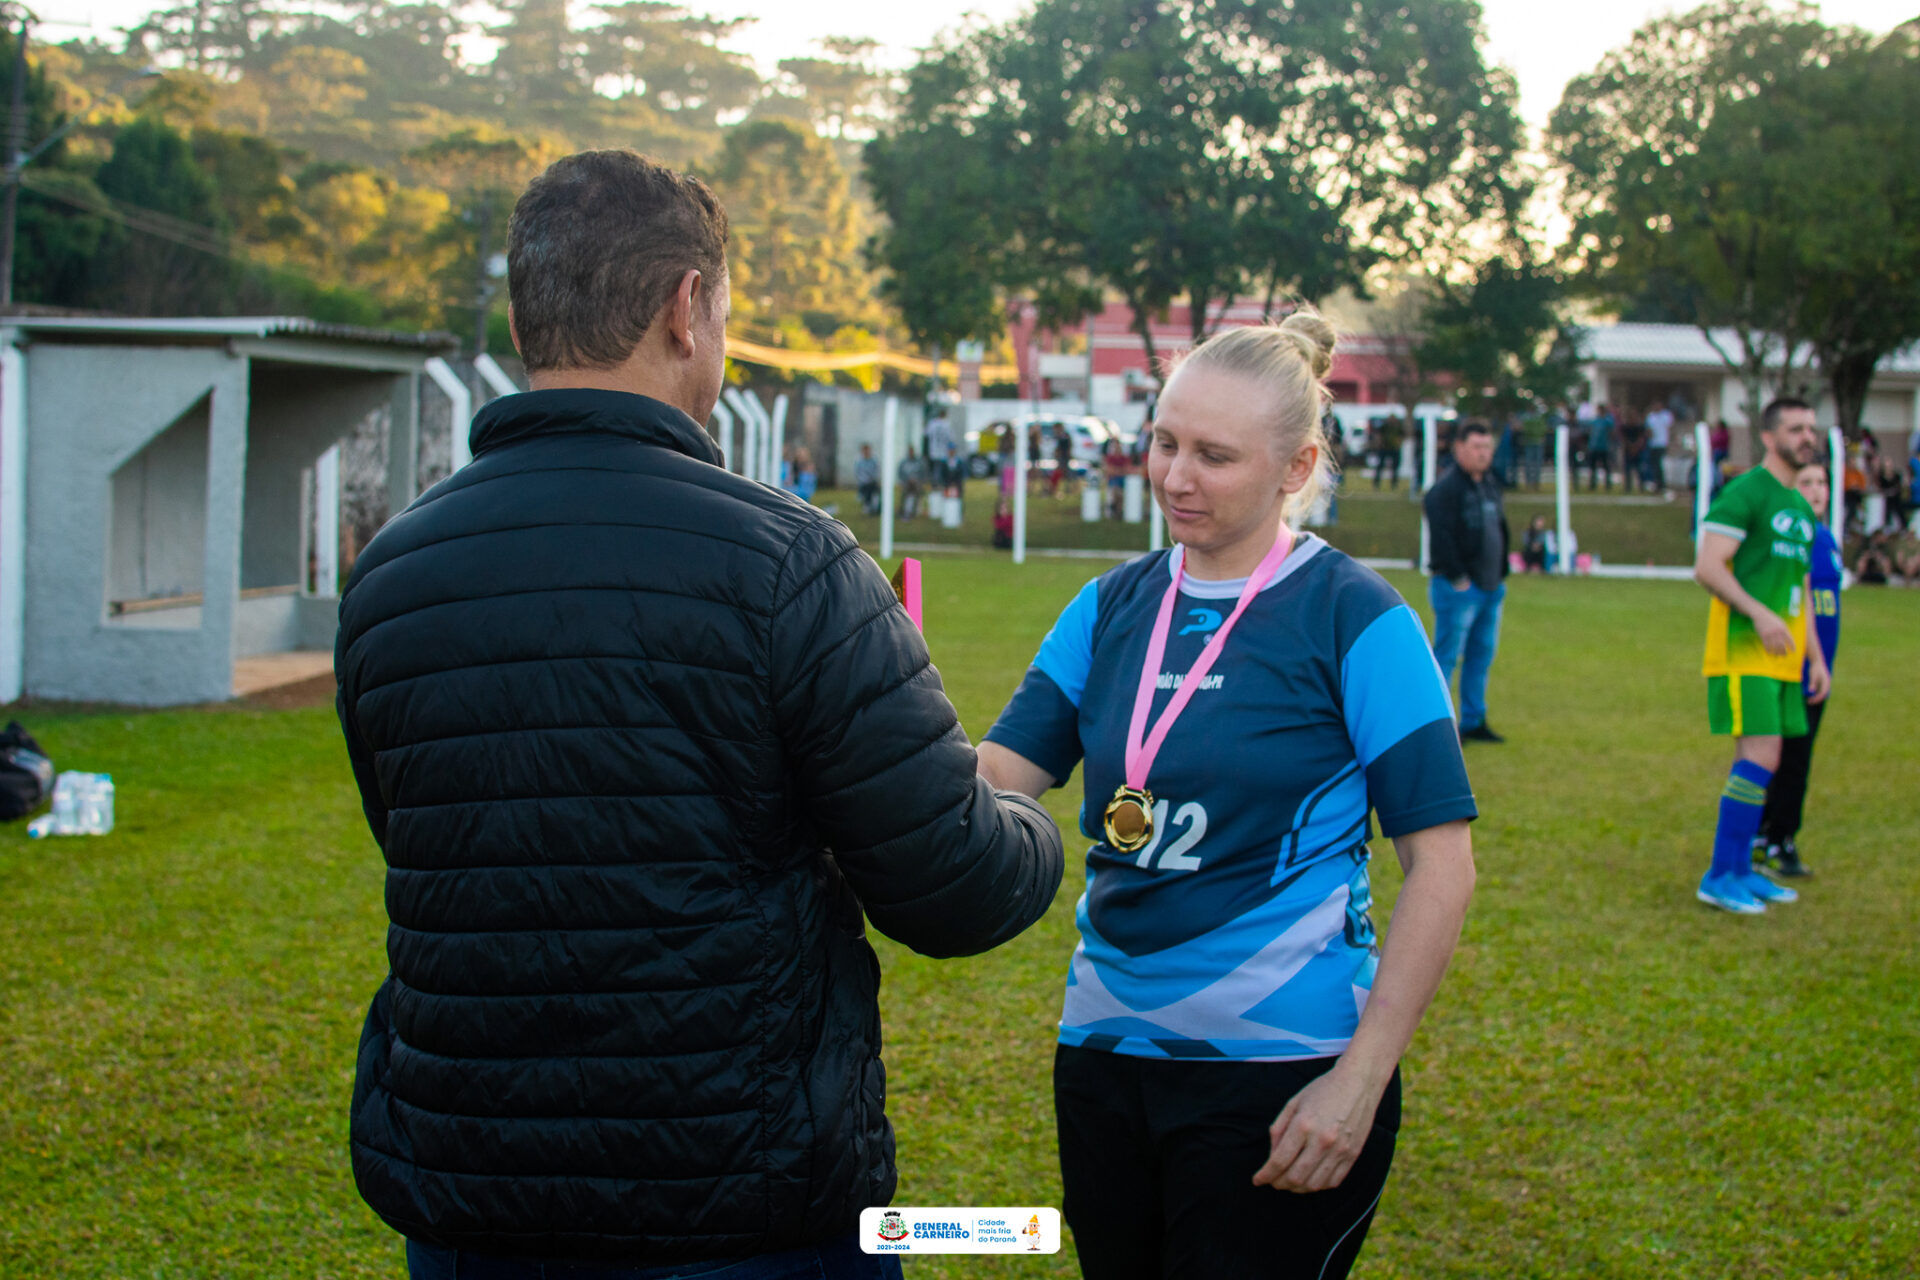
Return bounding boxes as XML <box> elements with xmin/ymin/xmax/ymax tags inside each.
<box><xmin>1340</xmin><ymin>604</ymin><xmax>1456</xmax><ymax>767</ymax></box>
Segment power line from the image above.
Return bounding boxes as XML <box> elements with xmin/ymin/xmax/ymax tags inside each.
<box><xmin>19</xmin><ymin>168</ymin><xmax>244</xmax><ymax>260</ymax></box>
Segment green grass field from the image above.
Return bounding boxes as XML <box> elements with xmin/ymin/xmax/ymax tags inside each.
<box><xmin>3</xmin><ymin>563</ymin><xmax>1916</xmax><ymax>1278</ymax></box>
<box><xmin>821</xmin><ymin>477</ymin><xmax>1702</xmax><ymax>568</ymax></box>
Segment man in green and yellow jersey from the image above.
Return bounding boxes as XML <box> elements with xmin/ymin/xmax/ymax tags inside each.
<box><xmin>1691</xmin><ymin>398</ymin><xmax>1831</xmax><ymax>915</ymax></box>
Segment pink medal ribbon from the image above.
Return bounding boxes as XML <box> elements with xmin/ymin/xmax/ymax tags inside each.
<box><xmin>1102</xmin><ymin>522</ymin><xmax>1296</xmax><ymax>853</ymax></box>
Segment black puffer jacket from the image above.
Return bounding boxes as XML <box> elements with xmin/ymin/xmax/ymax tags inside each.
<box><xmin>335</xmin><ymin>388</ymin><xmax>1063</xmax><ymax>1265</ymax></box>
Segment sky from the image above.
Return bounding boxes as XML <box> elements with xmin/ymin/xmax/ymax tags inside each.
<box><xmin>35</xmin><ymin>0</ymin><xmax>1920</xmax><ymax>126</ymax></box>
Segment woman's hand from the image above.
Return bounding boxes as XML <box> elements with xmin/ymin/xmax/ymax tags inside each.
<box><xmin>1252</xmin><ymin>1063</ymin><xmax>1386</xmax><ymax>1193</ymax></box>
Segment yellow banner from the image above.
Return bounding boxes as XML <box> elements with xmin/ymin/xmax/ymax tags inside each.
<box><xmin>724</xmin><ymin>333</ymin><xmax>1020</xmax><ymax>382</ymax></box>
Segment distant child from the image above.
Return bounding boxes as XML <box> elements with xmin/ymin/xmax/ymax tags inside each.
<box><xmin>992</xmin><ymin>495</ymin><xmax>1014</xmax><ymax>549</ymax></box>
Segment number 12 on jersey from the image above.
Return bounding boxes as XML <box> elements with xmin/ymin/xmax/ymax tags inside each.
<box><xmin>1131</xmin><ymin>800</ymin><xmax>1208</xmax><ymax>871</ymax></box>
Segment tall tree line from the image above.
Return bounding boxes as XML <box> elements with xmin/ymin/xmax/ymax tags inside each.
<box><xmin>11</xmin><ymin>0</ymin><xmax>892</xmax><ymax>351</ymax></box>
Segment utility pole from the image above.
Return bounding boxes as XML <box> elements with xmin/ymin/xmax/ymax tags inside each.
<box><xmin>0</xmin><ymin>13</ymin><xmax>29</xmax><ymax>308</ymax></box>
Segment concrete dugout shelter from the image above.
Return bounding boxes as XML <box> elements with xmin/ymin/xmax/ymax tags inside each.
<box><xmin>0</xmin><ymin>317</ymin><xmax>463</xmax><ymax>706</ymax></box>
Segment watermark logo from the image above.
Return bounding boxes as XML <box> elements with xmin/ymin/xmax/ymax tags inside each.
<box><xmin>860</xmin><ymin>1207</ymin><xmax>1061</xmax><ymax>1254</ymax></box>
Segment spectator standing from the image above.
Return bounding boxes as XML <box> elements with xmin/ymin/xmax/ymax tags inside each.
<box><xmin>1587</xmin><ymin>404</ymin><xmax>1615</xmax><ymax>491</ymax></box>
<box><xmin>1374</xmin><ymin>415</ymin><xmax>1405</xmax><ymax>489</ymax></box>
<box><xmin>898</xmin><ymin>445</ymin><xmax>927</xmax><ymax>519</ymax></box>
<box><xmin>1492</xmin><ymin>417</ymin><xmax>1516</xmax><ymax>488</ymax></box>
<box><xmin>1423</xmin><ymin>422</ymin><xmax>1511</xmax><ymax>743</ymax></box>
<box><xmin>1103</xmin><ymin>436</ymin><xmax>1131</xmax><ymax>520</ymax></box>
<box><xmin>1645</xmin><ymin>401</ymin><xmax>1675</xmax><ymax>493</ymax></box>
<box><xmin>1756</xmin><ymin>460</ymin><xmax>1841</xmax><ymax>878</ymax></box>
<box><xmin>855</xmin><ymin>443</ymin><xmax>881</xmax><ymax>515</ymax></box>
<box><xmin>1620</xmin><ymin>414</ymin><xmax>1647</xmax><ymax>491</ymax></box>
<box><xmin>333</xmin><ymin>149</ymin><xmax>1063</xmax><ymax>1278</ymax></box>
<box><xmin>1518</xmin><ymin>408</ymin><xmax>1549</xmax><ymax>491</ymax></box>
<box><xmin>1052</xmin><ymin>428</ymin><xmax>1075</xmax><ymax>498</ymax></box>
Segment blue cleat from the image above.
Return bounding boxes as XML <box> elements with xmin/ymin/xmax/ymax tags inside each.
<box><xmin>1741</xmin><ymin>871</ymin><xmax>1798</xmax><ymax>904</ymax></box>
<box><xmin>1697</xmin><ymin>872</ymin><xmax>1766</xmax><ymax>915</ymax></box>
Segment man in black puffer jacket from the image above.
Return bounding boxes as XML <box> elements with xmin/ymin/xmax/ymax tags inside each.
<box><xmin>335</xmin><ymin>150</ymin><xmax>1065</xmax><ymax>1278</ymax></box>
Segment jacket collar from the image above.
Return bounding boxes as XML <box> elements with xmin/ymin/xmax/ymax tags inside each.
<box><xmin>469</xmin><ymin>388</ymin><xmax>723</xmax><ymax>467</ymax></box>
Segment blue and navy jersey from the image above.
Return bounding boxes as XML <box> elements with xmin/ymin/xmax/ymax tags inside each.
<box><xmin>985</xmin><ymin>535</ymin><xmax>1476</xmax><ymax>1061</ymax></box>
<box><xmin>1808</xmin><ymin>523</ymin><xmax>1841</xmax><ymax>674</ymax></box>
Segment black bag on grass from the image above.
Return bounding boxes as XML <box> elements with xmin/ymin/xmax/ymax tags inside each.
<box><xmin>0</xmin><ymin>720</ymin><xmax>53</xmax><ymax>820</ymax></box>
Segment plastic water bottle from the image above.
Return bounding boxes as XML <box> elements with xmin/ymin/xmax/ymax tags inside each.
<box><xmin>50</xmin><ymin>771</ymin><xmax>81</xmax><ymax>832</ymax></box>
<box><xmin>78</xmin><ymin>775</ymin><xmax>114</xmax><ymax>835</ymax></box>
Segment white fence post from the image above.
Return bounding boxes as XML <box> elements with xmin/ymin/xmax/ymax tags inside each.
<box><xmin>1149</xmin><ymin>486</ymin><xmax>1164</xmax><ymax>552</ymax></box>
<box><xmin>1013</xmin><ymin>418</ymin><xmax>1029</xmax><ymax>565</ymax></box>
<box><xmin>770</xmin><ymin>394</ymin><xmax>789</xmax><ymax>490</ymax></box>
<box><xmin>879</xmin><ymin>398</ymin><xmax>899</xmax><ymax>561</ymax></box>
<box><xmin>723</xmin><ymin>389</ymin><xmax>761</xmax><ymax>481</ymax></box>
<box><xmin>1418</xmin><ymin>414</ymin><xmax>1439</xmax><ymax>576</ymax></box>
<box><xmin>423</xmin><ymin>357</ymin><xmax>474</xmax><ymax>471</ymax></box>
<box><xmin>1694</xmin><ymin>421</ymin><xmax>1713</xmax><ymax>542</ymax></box>
<box><xmin>471</xmin><ymin>353</ymin><xmax>519</xmax><ymax>400</ymax></box>
<box><xmin>1828</xmin><ymin>426</ymin><xmax>1845</xmax><ymax>560</ymax></box>
<box><xmin>1554</xmin><ymin>423</ymin><xmax>1573</xmax><ymax>574</ymax></box>
<box><xmin>1</xmin><ymin>333</ymin><xmax>28</xmax><ymax>702</ymax></box>
<box><xmin>313</xmin><ymin>445</ymin><xmax>341</xmax><ymax>597</ymax></box>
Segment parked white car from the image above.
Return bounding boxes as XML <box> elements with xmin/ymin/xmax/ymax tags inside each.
<box><xmin>966</xmin><ymin>415</ymin><xmax>1121</xmax><ymax>477</ymax></box>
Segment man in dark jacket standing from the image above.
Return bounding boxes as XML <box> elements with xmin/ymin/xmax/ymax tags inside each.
<box><xmin>334</xmin><ymin>150</ymin><xmax>1065</xmax><ymax>1279</ymax></box>
<box><xmin>1423</xmin><ymin>421</ymin><xmax>1510</xmax><ymax>743</ymax></box>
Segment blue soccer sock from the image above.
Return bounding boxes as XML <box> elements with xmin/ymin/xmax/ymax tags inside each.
<box><xmin>1711</xmin><ymin>760</ymin><xmax>1774</xmax><ymax>878</ymax></box>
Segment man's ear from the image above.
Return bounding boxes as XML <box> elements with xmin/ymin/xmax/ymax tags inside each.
<box><xmin>663</xmin><ymin>269</ymin><xmax>702</xmax><ymax>358</ymax></box>
<box><xmin>507</xmin><ymin>304</ymin><xmax>523</xmax><ymax>359</ymax></box>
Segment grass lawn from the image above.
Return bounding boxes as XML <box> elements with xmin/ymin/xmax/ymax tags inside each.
<box><xmin>3</xmin><ymin>562</ymin><xmax>1916</xmax><ymax>1278</ymax></box>
<box><xmin>821</xmin><ymin>477</ymin><xmax>1702</xmax><ymax>568</ymax></box>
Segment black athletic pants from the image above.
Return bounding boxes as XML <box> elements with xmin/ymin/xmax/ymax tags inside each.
<box><xmin>1761</xmin><ymin>694</ymin><xmax>1827</xmax><ymax>842</ymax></box>
<box><xmin>1055</xmin><ymin>1043</ymin><xmax>1400</xmax><ymax>1280</ymax></box>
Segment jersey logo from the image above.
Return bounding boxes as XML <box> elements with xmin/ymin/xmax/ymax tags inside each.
<box><xmin>1770</xmin><ymin>511</ymin><xmax>1813</xmax><ymax>541</ymax></box>
<box><xmin>1178</xmin><ymin>607</ymin><xmax>1224</xmax><ymax>637</ymax></box>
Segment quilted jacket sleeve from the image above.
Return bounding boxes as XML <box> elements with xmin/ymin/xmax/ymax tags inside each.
<box><xmin>769</xmin><ymin>517</ymin><xmax>1065</xmax><ymax>958</ymax></box>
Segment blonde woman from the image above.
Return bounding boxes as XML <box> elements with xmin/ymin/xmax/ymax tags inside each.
<box><xmin>979</xmin><ymin>314</ymin><xmax>1478</xmax><ymax>1278</ymax></box>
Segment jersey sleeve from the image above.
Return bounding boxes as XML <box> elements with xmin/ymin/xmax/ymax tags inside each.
<box><xmin>984</xmin><ymin>576</ymin><xmax>1098</xmax><ymax>786</ymax></box>
<box><xmin>1701</xmin><ymin>476</ymin><xmax>1754</xmax><ymax>542</ymax></box>
<box><xmin>1339</xmin><ymin>601</ymin><xmax>1478</xmax><ymax>837</ymax></box>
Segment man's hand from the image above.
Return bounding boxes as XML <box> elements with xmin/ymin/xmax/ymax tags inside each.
<box><xmin>1752</xmin><ymin>608</ymin><xmax>1794</xmax><ymax>655</ymax></box>
<box><xmin>1805</xmin><ymin>653</ymin><xmax>1831</xmax><ymax>704</ymax></box>
<box><xmin>1251</xmin><ymin>1064</ymin><xmax>1384</xmax><ymax>1194</ymax></box>
<box><xmin>1451</xmin><ymin>576</ymin><xmax>1470</xmax><ymax>591</ymax></box>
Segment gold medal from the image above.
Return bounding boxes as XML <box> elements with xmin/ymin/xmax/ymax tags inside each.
<box><xmin>1104</xmin><ymin>785</ymin><xmax>1155</xmax><ymax>853</ymax></box>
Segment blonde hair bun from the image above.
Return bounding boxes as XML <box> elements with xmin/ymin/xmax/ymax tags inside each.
<box><xmin>1277</xmin><ymin>311</ymin><xmax>1337</xmax><ymax>380</ymax></box>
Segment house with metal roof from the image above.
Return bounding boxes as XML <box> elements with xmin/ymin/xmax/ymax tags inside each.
<box><xmin>0</xmin><ymin>316</ymin><xmax>468</xmax><ymax>706</ymax></box>
<box><xmin>1578</xmin><ymin>322</ymin><xmax>1920</xmax><ymax>461</ymax></box>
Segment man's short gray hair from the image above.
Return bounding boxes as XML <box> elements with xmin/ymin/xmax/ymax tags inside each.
<box><xmin>507</xmin><ymin>150</ymin><xmax>729</xmax><ymax>373</ymax></box>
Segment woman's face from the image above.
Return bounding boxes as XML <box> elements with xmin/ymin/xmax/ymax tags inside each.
<box><xmin>1148</xmin><ymin>362</ymin><xmax>1313</xmax><ymax>567</ymax></box>
<box><xmin>1795</xmin><ymin>464</ymin><xmax>1830</xmax><ymax>519</ymax></box>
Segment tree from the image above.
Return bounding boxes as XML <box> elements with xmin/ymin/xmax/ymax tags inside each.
<box><xmin>1417</xmin><ymin>249</ymin><xmax>1583</xmax><ymax>423</ymax></box>
<box><xmin>775</xmin><ymin>37</ymin><xmax>887</xmax><ymax>140</ymax></box>
<box><xmin>1786</xmin><ymin>29</ymin><xmax>1920</xmax><ymax>433</ymax></box>
<box><xmin>91</xmin><ymin>114</ymin><xmax>236</xmax><ymax>313</ymax></box>
<box><xmin>408</xmin><ymin>128</ymin><xmax>550</xmax><ymax>351</ymax></box>
<box><xmin>710</xmin><ymin>118</ymin><xmax>877</xmax><ymax>336</ymax></box>
<box><xmin>123</xmin><ymin>0</ymin><xmax>286</xmax><ymax>74</ymax></box>
<box><xmin>867</xmin><ymin>0</ymin><xmax>1526</xmax><ymax>374</ymax></box>
<box><xmin>590</xmin><ymin>3</ymin><xmax>760</xmax><ymax>129</ymax></box>
<box><xmin>1549</xmin><ymin>0</ymin><xmax>1863</xmax><ymax>428</ymax></box>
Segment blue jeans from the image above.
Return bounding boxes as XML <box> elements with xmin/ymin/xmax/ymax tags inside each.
<box><xmin>405</xmin><ymin>1234</ymin><xmax>901</xmax><ymax>1280</ymax></box>
<box><xmin>1429</xmin><ymin>578</ymin><xmax>1506</xmax><ymax>731</ymax></box>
